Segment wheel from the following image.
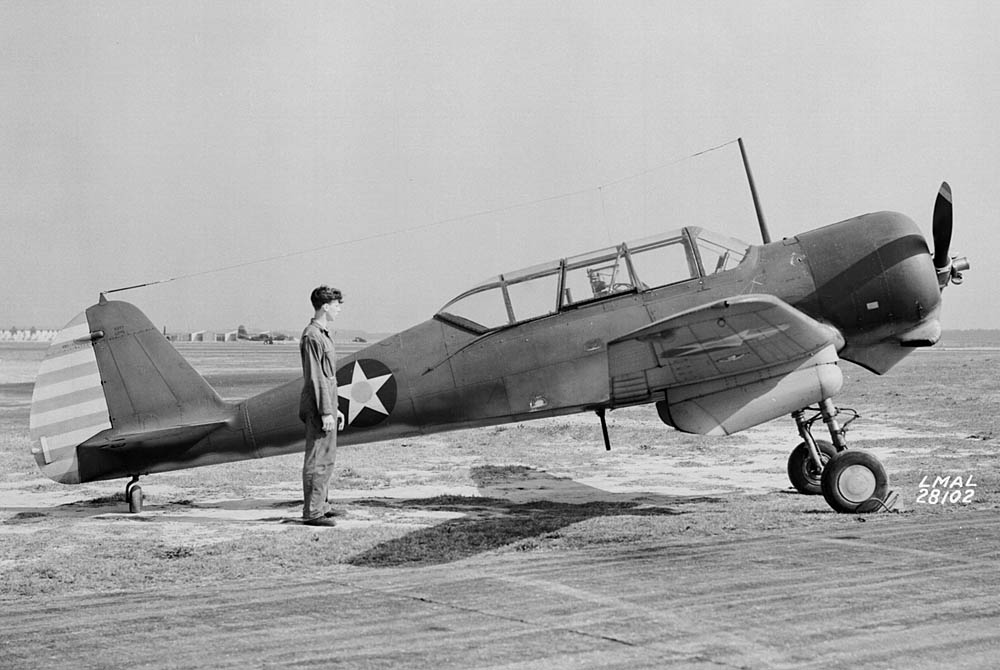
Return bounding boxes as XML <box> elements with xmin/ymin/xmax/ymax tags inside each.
<box><xmin>127</xmin><ymin>485</ymin><xmax>143</xmax><ymax>514</ymax></box>
<box><xmin>821</xmin><ymin>450</ymin><xmax>888</xmax><ymax>514</ymax></box>
<box><xmin>787</xmin><ymin>440</ymin><xmax>837</xmax><ymax>495</ymax></box>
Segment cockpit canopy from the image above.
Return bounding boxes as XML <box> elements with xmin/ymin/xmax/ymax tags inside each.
<box><xmin>436</xmin><ymin>227</ymin><xmax>750</xmax><ymax>333</ymax></box>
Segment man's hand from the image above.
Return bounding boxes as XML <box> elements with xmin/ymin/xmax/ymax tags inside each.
<box><xmin>337</xmin><ymin>410</ymin><xmax>345</xmax><ymax>431</ymax></box>
<box><xmin>321</xmin><ymin>414</ymin><xmax>337</xmax><ymax>433</ymax></box>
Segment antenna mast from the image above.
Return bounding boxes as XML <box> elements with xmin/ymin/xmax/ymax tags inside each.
<box><xmin>738</xmin><ymin>137</ymin><xmax>771</xmax><ymax>244</ymax></box>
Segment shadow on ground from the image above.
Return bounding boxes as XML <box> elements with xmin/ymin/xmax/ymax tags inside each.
<box><xmin>1</xmin><ymin>464</ymin><xmax>727</xmax><ymax>568</ymax></box>
<box><xmin>346</xmin><ymin>464</ymin><xmax>723</xmax><ymax>567</ymax></box>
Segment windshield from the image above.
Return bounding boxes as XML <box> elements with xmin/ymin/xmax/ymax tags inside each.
<box><xmin>436</xmin><ymin>227</ymin><xmax>749</xmax><ymax>332</ymax></box>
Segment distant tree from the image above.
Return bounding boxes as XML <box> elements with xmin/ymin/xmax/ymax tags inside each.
<box><xmin>237</xmin><ymin>325</ymin><xmax>249</xmax><ymax>340</ymax></box>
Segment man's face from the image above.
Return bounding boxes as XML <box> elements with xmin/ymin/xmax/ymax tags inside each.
<box><xmin>326</xmin><ymin>300</ymin><xmax>343</xmax><ymax>319</ymax></box>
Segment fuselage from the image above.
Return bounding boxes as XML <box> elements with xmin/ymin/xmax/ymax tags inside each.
<box><xmin>33</xmin><ymin>210</ymin><xmax>943</xmax><ymax>483</ymax></box>
<box><xmin>236</xmin><ymin>210</ymin><xmax>941</xmax><ymax>460</ymax></box>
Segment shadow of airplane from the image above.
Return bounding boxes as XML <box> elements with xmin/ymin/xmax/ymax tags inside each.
<box><xmin>2</xmin><ymin>465</ymin><xmax>727</xmax><ymax>566</ymax></box>
<box><xmin>346</xmin><ymin>465</ymin><xmax>724</xmax><ymax>568</ymax></box>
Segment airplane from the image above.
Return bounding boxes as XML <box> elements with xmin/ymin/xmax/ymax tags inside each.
<box><xmin>28</xmin><ymin>169</ymin><xmax>968</xmax><ymax>516</ymax></box>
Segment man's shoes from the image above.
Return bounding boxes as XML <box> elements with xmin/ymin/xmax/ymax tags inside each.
<box><xmin>303</xmin><ymin>516</ymin><xmax>337</xmax><ymax>527</ymax></box>
<box><xmin>324</xmin><ymin>508</ymin><xmax>344</xmax><ymax>518</ymax></box>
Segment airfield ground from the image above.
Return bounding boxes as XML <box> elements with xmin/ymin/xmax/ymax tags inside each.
<box><xmin>1</xmin><ymin>342</ymin><xmax>999</xmax><ymax>668</ymax></box>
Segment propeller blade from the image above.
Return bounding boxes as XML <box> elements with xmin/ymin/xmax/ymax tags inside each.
<box><xmin>932</xmin><ymin>182</ymin><xmax>953</xmax><ymax>269</ymax></box>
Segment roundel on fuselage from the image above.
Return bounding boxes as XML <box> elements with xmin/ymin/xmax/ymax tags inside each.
<box><xmin>335</xmin><ymin>359</ymin><xmax>397</xmax><ymax>429</ymax></box>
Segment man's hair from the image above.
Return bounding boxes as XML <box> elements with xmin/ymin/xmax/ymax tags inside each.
<box><xmin>310</xmin><ymin>285</ymin><xmax>343</xmax><ymax>310</ymax></box>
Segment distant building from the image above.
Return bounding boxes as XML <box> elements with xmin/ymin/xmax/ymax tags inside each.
<box><xmin>1</xmin><ymin>328</ymin><xmax>57</xmax><ymax>342</ymax></box>
<box><xmin>191</xmin><ymin>330</ymin><xmax>218</xmax><ymax>342</ymax></box>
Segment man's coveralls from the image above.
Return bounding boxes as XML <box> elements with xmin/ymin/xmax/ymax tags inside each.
<box><xmin>299</xmin><ymin>319</ymin><xmax>338</xmax><ymax>520</ymax></box>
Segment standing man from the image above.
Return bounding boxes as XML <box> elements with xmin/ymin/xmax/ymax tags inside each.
<box><xmin>299</xmin><ymin>285</ymin><xmax>345</xmax><ymax>527</ymax></box>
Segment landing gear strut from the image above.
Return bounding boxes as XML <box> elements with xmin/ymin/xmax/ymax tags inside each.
<box><xmin>787</xmin><ymin>400</ymin><xmax>891</xmax><ymax>513</ymax></box>
<box><xmin>790</xmin><ymin>398</ymin><xmax>852</xmax><ymax>489</ymax></box>
<box><xmin>125</xmin><ymin>475</ymin><xmax>143</xmax><ymax>514</ymax></box>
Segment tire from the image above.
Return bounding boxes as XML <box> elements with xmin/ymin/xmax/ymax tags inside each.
<box><xmin>787</xmin><ymin>440</ymin><xmax>837</xmax><ymax>495</ymax></box>
<box><xmin>821</xmin><ymin>450</ymin><xmax>888</xmax><ymax>514</ymax></box>
<box><xmin>128</xmin><ymin>485</ymin><xmax>143</xmax><ymax>514</ymax></box>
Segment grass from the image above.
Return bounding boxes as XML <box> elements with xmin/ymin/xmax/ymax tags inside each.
<box><xmin>2</xmin><ymin>346</ymin><xmax>999</xmax><ymax>600</ymax></box>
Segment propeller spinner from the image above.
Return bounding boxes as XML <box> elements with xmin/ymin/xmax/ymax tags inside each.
<box><xmin>932</xmin><ymin>182</ymin><xmax>970</xmax><ymax>288</ymax></box>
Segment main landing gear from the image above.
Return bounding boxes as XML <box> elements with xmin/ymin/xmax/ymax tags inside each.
<box><xmin>787</xmin><ymin>399</ymin><xmax>893</xmax><ymax>514</ymax></box>
<box><xmin>125</xmin><ymin>475</ymin><xmax>143</xmax><ymax>514</ymax></box>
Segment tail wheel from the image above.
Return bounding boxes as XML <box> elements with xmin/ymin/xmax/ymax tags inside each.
<box><xmin>821</xmin><ymin>450</ymin><xmax>888</xmax><ymax>514</ymax></box>
<box><xmin>127</xmin><ymin>485</ymin><xmax>143</xmax><ymax>514</ymax></box>
<box><xmin>787</xmin><ymin>440</ymin><xmax>837</xmax><ymax>495</ymax></box>
<box><xmin>125</xmin><ymin>476</ymin><xmax>143</xmax><ymax>514</ymax></box>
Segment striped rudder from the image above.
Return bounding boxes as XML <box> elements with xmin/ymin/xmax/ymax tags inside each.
<box><xmin>30</xmin><ymin>312</ymin><xmax>111</xmax><ymax>483</ymax></box>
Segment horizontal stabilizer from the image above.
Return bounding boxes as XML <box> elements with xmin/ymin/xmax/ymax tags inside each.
<box><xmin>83</xmin><ymin>421</ymin><xmax>230</xmax><ymax>450</ymax></box>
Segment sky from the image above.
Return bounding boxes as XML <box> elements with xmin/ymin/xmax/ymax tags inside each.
<box><xmin>2</xmin><ymin>1</ymin><xmax>998</xmax><ymax>334</ymax></box>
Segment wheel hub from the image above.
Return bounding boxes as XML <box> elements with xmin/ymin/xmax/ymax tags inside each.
<box><xmin>837</xmin><ymin>464</ymin><xmax>877</xmax><ymax>503</ymax></box>
<box><xmin>805</xmin><ymin>453</ymin><xmax>829</xmax><ymax>480</ymax></box>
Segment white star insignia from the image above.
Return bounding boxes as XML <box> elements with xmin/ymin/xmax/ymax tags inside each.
<box><xmin>338</xmin><ymin>361</ymin><xmax>393</xmax><ymax>425</ymax></box>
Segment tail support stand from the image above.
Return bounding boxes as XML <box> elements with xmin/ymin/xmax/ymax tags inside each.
<box><xmin>596</xmin><ymin>408</ymin><xmax>611</xmax><ymax>451</ymax></box>
<box><xmin>125</xmin><ymin>475</ymin><xmax>143</xmax><ymax>514</ymax></box>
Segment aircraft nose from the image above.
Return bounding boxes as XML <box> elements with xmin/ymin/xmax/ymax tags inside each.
<box><xmin>797</xmin><ymin>211</ymin><xmax>940</xmax><ymax>336</ymax></box>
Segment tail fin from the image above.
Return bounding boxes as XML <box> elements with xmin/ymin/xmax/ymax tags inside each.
<box><xmin>30</xmin><ymin>297</ymin><xmax>231</xmax><ymax>484</ymax></box>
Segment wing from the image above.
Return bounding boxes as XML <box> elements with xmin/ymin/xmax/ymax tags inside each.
<box><xmin>608</xmin><ymin>294</ymin><xmax>845</xmax><ymax>435</ymax></box>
